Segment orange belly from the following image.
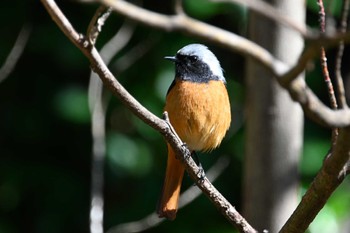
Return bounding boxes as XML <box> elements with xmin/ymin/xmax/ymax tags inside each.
<box><xmin>165</xmin><ymin>80</ymin><xmax>231</xmax><ymax>151</ymax></box>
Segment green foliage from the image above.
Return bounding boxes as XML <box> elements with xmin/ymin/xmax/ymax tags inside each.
<box><xmin>53</xmin><ymin>85</ymin><xmax>90</xmax><ymax>124</ymax></box>
<box><xmin>307</xmin><ymin>183</ymin><xmax>350</xmax><ymax>233</ymax></box>
<box><xmin>184</xmin><ymin>0</ymin><xmax>224</xmax><ymax>19</ymax></box>
<box><xmin>301</xmin><ymin>136</ymin><xmax>330</xmax><ymax>176</ymax></box>
<box><xmin>307</xmin><ymin>0</ymin><xmax>343</xmax><ymax>17</ymax></box>
<box><xmin>106</xmin><ymin>133</ymin><xmax>153</xmax><ymax>177</ymax></box>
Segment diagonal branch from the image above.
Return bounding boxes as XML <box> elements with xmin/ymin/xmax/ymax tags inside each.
<box><xmin>95</xmin><ymin>0</ymin><xmax>350</xmax><ymax>77</ymax></box>
<box><xmin>92</xmin><ymin>0</ymin><xmax>350</xmax><ymax>129</ymax></box>
<box><xmin>279</xmin><ymin>1</ymin><xmax>350</xmax><ymax>232</ymax></box>
<box><xmin>280</xmin><ymin>127</ymin><xmax>350</xmax><ymax>233</ymax></box>
<box><xmin>106</xmin><ymin>156</ymin><xmax>231</xmax><ymax>233</ymax></box>
<box><xmin>40</xmin><ymin>0</ymin><xmax>256</xmax><ymax>232</ymax></box>
<box><xmin>96</xmin><ymin>0</ymin><xmax>288</xmax><ymax>76</ymax></box>
<box><xmin>0</xmin><ymin>23</ymin><xmax>31</xmax><ymax>83</ymax></box>
<box><xmin>87</xmin><ymin>3</ymin><xmax>350</xmax><ymax>232</ymax></box>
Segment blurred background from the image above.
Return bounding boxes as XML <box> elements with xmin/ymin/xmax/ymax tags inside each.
<box><xmin>1</xmin><ymin>0</ymin><xmax>350</xmax><ymax>232</ymax></box>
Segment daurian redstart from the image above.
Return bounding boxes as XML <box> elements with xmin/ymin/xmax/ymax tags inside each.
<box><xmin>157</xmin><ymin>44</ymin><xmax>231</xmax><ymax>220</ymax></box>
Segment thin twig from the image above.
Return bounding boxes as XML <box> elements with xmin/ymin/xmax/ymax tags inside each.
<box><xmin>89</xmin><ymin>90</ymin><xmax>107</xmax><ymax>233</ymax></box>
<box><xmin>317</xmin><ymin>0</ymin><xmax>337</xmax><ymax>110</ymax></box>
<box><xmin>84</xmin><ymin>3</ymin><xmax>350</xmax><ymax>232</ymax></box>
<box><xmin>96</xmin><ymin>0</ymin><xmax>289</xmax><ymax>76</ymax></box>
<box><xmin>96</xmin><ymin>0</ymin><xmax>350</xmax><ymax>79</ymax></box>
<box><xmin>40</xmin><ymin>1</ymin><xmax>256</xmax><ymax>232</ymax></box>
<box><xmin>88</xmin><ymin>6</ymin><xmax>115</xmax><ymax>233</ymax></box>
<box><xmin>99</xmin><ymin>20</ymin><xmax>136</xmax><ymax>64</ymax></box>
<box><xmin>92</xmin><ymin>0</ymin><xmax>350</xmax><ymax>128</ymax></box>
<box><xmin>106</xmin><ymin>156</ymin><xmax>231</xmax><ymax>233</ymax></box>
<box><xmin>88</xmin><ymin>21</ymin><xmax>138</xmax><ymax>233</ymax></box>
<box><xmin>317</xmin><ymin>0</ymin><xmax>339</xmax><ymax>145</ymax></box>
<box><xmin>174</xmin><ymin>0</ymin><xmax>184</xmax><ymax>15</ymax></box>
<box><xmin>319</xmin><ymin>47</ymin><xmax>338</xmax><ymax>111</ymax></box>
<box><xmin>112</xmin><ymin>32</ymin><xmax>159</xmax><ymax>73</ymax></box>
<box><xmin>0</xmin><ymin>23</ymin><xmax>31</xmax><ymax>83</ymax></box>
<box><xmin>87</xmin><ymin>6</ymin><xmax>113</xmax><ymax>45</ymax></box>
<box><xmin>279</xmin><ymin>2</ymin><xmax>350</xmax><ymax>231</ymax></box>
<box><xmin>88</xmin><ymin>19</ymin><xmax>136</xmax><ymax>110</ymax></box>
<box><xmin>334</xmin><ymin>0</ymin><xmax>350</xmax><ymax>109</ymax></box>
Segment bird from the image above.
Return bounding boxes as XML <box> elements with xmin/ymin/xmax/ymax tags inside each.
<box><xmin>157</xmin><ymin>44</ymin><xmax>231</xmax><ymax>220</ymax></box>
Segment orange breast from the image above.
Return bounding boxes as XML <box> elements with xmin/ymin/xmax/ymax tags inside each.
<box><xmin>165</xmin><ymin>80</ymin><xmax>231</xmax><ymax>151</ymax></box>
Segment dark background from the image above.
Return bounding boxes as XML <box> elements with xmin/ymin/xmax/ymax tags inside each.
<box><xmin>1</xmin><ymin>0</ymin><xmax>350</xmax><ymax>232</ymax></box>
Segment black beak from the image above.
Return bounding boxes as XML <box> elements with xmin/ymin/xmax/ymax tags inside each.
<box><xmin>164</xmin><ymin>56</ymin><xmax>177</xmax><ymax>62</ymax></box>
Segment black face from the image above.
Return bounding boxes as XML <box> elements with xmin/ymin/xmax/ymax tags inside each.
<box><xmin>174</xmin><ymin>54</ymin><xmax>220</xmax><ymax>83</ymax></box>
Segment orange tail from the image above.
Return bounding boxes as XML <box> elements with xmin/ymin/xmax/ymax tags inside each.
<box><xmin>157</xmin><ymin>144</ymin><xmax>185</xmax><ymax>220</ymax></box>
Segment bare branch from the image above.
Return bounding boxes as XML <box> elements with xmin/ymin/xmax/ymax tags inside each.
<box><xmin>279</xmin><ymin>2</ymin><xmax>350</xmax><ymax>231</ymax></box>
<box><xmin>106</xmin><ymin>156</ymin><xmax>230</xmax><ymax>233</ymax></box>
<box><xmin>39</xmin><ymin>1</ymin><xmax>350</xmax><ymax>232</ymax></box>
<box><xmin>286</xmin><ymin>77</ymin><xmax>350</xmax><ymax>128</ymax></box>
<box><xmin>100</xmin><ymin>21</ymin><xmax>136</xmax><ymax>64</ymax></box>
<box><xmin>334</xmin><ymin>0</ymin><xmax>350</xmax><ymax>109</ymax></box>
<box><xmin>89</xmin><ymin>96</ymin><xmax>107</xmax><ymax>233</ymax></box>
<box><xmin>0</xmin><ymin>23</ymin><xmax>31</xmax><ymax>83</ymax></box>
<box><xmin>280</xmin><ymin>127</ymin><xmax>350</xmax><ymax>233</ymax></box>
<box><xmin>174</xmin><ymin>0</ymin><xmax>184</xmax><ymax>15</ymax></box>
<box><xmin>212</xmin><ymin>0</ymin><xmax>312</xmax><ymax>38</ymax></box>
<box><xmin>317</xmin><ymin>0</ymin><xmax>338</xmax><ymax>110</ymax></box>
<box><xmin>316</xmin><ymin>0</ymin><xmax>339</xmax><ymax>145</ymax></box>
<box><xmin>87</xmin><ymin>6</ymin><xmax>113</xmax><ymax>45</ymax></box>
<box><xmin>88</xmin><ymin>18</ymin><xmax>136</xmax><ymax>233</ymax></box>
<box><xmin>96</xmin><ymin>0</ymin><xmax>288</xmax><ymax>76</ymax></box>
<box><xmin>112</xmin><ymin>33</ymin><xmax>159</xmax><ymax>73</ymax></box>
<box><xmin>92</xmin><ymin>0</ymin><xmax>350</xmax><ymax>129</ymax></box>
<box><xmin>40</xmin><ymin>1</ymin><xmax>256</xmax><ymax>232</ymax></box>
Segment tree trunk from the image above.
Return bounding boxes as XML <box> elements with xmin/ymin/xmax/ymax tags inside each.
<box><xmin>243</xmin><ymin>0</ymin><xmax>305</xmax><ymax>232</ymax></box>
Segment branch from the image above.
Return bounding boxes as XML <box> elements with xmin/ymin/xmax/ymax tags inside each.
<box><xmin>174</xmin><ymin>0</ymin><xmax>184</xmax><ymax>15</ymax></box>
<box><xmin>279</xmin><ymin>1</ymin><xmax>350</xmax><ymax>231</ymax></box>
<box><xmin>286</xmin><ymin>77</ymin><xmax>350</xmax><ymax>128</ymax></box>
<box><xmin>106</xmin><ymin>156</ymin><xmax>231</xmax><ymax>233</ymax></box>
<box><xmin>97</xmin><ymin>20</ymin><xmax>136</xmax><ymax>66</ymax></box>
<box><xmin>212</xmin><ymin>0</ymin><xmax>312</xmax><ymax>38</ymax></box>
<box><xmin>112</xmin><ymin>33</ymin><xmax>159</xmax><ymax>73</ymax></box>
<box><xmin>96</xmin><ymin>0</ymin><xmax>288</xmax><ymax>76</ymax></box>
<box><xmin>0</xmin><ymin>23</ymin><xmax>31</xmax><ymax>83</ymax></box>
<box><xmin>89</xmin><ymin>88</ymin><xmax>107</xmax><ymax>233</ymax></box>
<box><xmin>88</xmin><ymin>11</ymin><xmax>135</xmax><ymax>233</ymax></box>
<box><xmin>92</xmin><ymin>0</ymin><xmax>350</xmax><ymax>129</ymax></box>
<box><xmin>317</xmin><ymin>0</ymin><xmax>339</xmax><ymax>144</ymax></box>
<box><xmin>87</xmin><ymin>6</ymin><xmax>112</xmax><ymax>45</ymax></box>
<box><xmin>317</xmin><ymin>0</ymin><xmax>338</xmax><ymax>110</ymax></box>
<box><xmin>280</xmin><ymin>127</ymin><xmax>350</xmax><ymax>233</ymax></box>
<box><xmin>40</xmin><ymin>1</ymin><xmax>256</xmax><ymax>232</ymax></box>
<box><xmin>334</xmin><ymin>0</ymin><xmax>350</xmax><ymax>109</ymax></box>
<box><xmin>94</xmin><ymin>0</ymin><xmax>350</xmax><ymax>76</ymax></box>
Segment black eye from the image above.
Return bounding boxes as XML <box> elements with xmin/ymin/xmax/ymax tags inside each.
<box><xmin>188</xmin><ymin>55</ymin><xmax>198</xmax><ymax>63</ymax></box>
